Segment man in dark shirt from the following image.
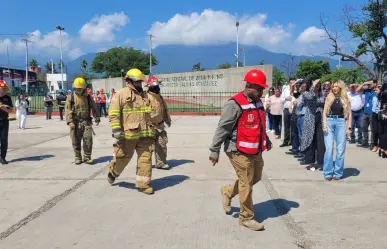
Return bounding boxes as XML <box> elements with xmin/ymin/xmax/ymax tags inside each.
<box><xmin>56</xmin><ymin>90</ymin><xmax>66</xmax><ymax>121</ymax></box>
<box><xmin>0</xmin><ymin>80</ymin><xmax>13</xmax><ymax>164</ymax></box>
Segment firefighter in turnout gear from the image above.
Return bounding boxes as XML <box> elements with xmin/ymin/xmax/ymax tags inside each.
<box><xmin>65</xmin><ymin>77</ymin><xmax>100</xmax><ymax>165</ymax></box>
<box><xmin>146</xmin><ymin>76</ymin><xmax>172</xmax><ymax>169</ymax></box>
<box><xmin>209</xmin><ymin>69</ymin><xmax>272</xmax><ymax>231</ymax></box>
<box><xmin>107</xmin><ymin>68</ymin><xmax>155</xmax><ymax>195</ymax></box>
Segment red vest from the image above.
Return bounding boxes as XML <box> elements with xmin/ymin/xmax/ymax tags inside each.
<box><xmin>232</xmin><ymin>91</ymin><xmax>267</xmax><ymax>155</ymax></box>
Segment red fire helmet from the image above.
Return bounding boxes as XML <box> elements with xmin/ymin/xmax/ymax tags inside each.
<box><xmin>243</xmin><ymin>69</ymin><xmax>268</xmax><ymax>89</ymax></box>
<box><xmin>146</xmin><ymin>76</ymin><xmax>160</xmax><ymax>86</ymax></box>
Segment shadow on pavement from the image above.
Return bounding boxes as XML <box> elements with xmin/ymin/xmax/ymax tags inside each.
<box><xmin>167</xmin><ymin>159</ymin><xmax>195</xmax><ymax>168</ymax></box>
<box><xmin>10</xmin><ymin>154</ymin><xmax>55</xmax><ymax>162</ymax></box>
<box><xmin>113</xmin><ymin>175</ymin><xmax>190</xmax><ymax>192</ymax></box>
<box><xmin>342</xmin><ymin>168</ymin><xmax>361</xmax><ymax>179</ymax></box>
<box><xmin>231</xmin><ymin>199</ymin><xmax>300</xmax><ymax>222</ymax></box>
<box><xmin>93</xmin><ymin>156</ymin><xmax>113</xmax><ymax>164</ymax></box>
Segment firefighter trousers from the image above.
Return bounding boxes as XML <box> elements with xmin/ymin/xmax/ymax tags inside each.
<box><xmin>108</xmin><ymin>137</ymin><xmax>154</xmax><ymax>189</ymax></box>
<box><xmin>70</xmin><ymin>120</ymin><xmax>93</xmax><ymax>161</ymax></box>
<box><xmin>154</xmin><ymin>129</ymin><xmax>168</xmax><ymax>167</ymax></box>
<box><xmin>222</xmin><ymin>152</ymin><xmax>264</xmax><ymax>222</ymax></box>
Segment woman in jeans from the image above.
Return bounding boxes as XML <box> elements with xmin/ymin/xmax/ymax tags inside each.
<box><xmin>268</xmin><ymin>87</ymin><xmax>284</xmax><ymax>139</ymax></box>
<box><xmin>322</xmin><ymin>81</ymin><xmax>352</xmax><ymax>180</ymax></box>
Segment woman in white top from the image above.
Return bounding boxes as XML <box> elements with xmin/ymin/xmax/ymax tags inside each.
<box><xmin>15</xmin><ymin>94</ymin><xmax>28</xmax><ymax>129</ymax></box>
<box><xmin>264</xmin><ymin>87</ymin><xmax>274</xmax><ymax>132</ymax></box>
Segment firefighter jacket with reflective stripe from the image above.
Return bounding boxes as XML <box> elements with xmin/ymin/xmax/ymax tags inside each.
<box><xmin>232</xmin><ymin>91</ymin><xmax>267</xmax><ymax>155</ymax></box>
<box><xmin>109</xmin><ymin>85</ymin><xmax>155</xmax><ymax>140</ymax></box>
<box><xmin>147</xmin><ymin>92</ymin><xmax>171</xmax><ymax>128</ymax></box>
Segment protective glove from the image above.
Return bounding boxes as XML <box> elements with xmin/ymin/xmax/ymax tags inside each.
<box><xmin>112</xmin><ymin>131</ymin><xmax>122</xmax><ymax>140</ymax></box>
<box><xmin>165</xmin><ymin>117</ymin><xmax>172</xmax><ymax>127</ymax></box>
<box><xmin>94</xmin><ymin>117</ymin><xmax>101</xmax><ymax>126</ymax></box>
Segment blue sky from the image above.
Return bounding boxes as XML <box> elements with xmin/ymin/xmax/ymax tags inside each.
<box><xmin>0</xmin><ymin>0</ymin><xmax>368</xmax><ymax>67</ymax></box>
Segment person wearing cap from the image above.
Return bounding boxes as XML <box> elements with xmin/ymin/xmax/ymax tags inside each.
<box><xmin>146</xmin><ymin>76</ymin><xmax>172</xmax><ymax>170</ymax></box>
<box><xmin>0</xmin><ymin>80</ymin><xmax>13</xmax><ymax>164</ymax></box>
<box><xmin>107</xmin><ymin>68</ymin><xmax>156</xmax><ymax>195</ymax></box>
<box><xmin>209</xmin><ymin>69</ymin><xmax>272</xmax><ymax>231</ymax></box>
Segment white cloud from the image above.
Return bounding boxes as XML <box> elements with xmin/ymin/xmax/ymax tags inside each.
<box><xmin>79</xmin><ymin>12</ymin><xmax>129</xmax><ymax>43</ymax></box>
<box><xmin>297</xmin><ymin>26</ymin><xmax>326</xmax><ymax>43</ymax></box>
<box><xmin>68</xmin><ymin>48</ymin><xmax>84</xmax><ymax>59</ymax></box>
<box><xmin>148</xmin><ymin>9</ymin><xmax>291</xmax><ymax>46</ymax></box>
<box><xmin>97</xmin><ymin>47</ymin><xmax>107</xmax><ymax>52</ymax></box>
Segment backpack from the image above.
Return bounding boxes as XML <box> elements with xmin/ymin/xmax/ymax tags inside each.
<box><xmin>70</xmin><ymin>93</ymin><xmax>92</xmax><ymax>115</ymax></box>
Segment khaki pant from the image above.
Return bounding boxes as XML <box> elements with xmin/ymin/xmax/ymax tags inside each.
<box><xmin>108</xmin><ymin>137</ymin><xmax>154</xmax><ymax>189</ymax></box>
<box><xmin>223</xmin><ymin>152</ymin><xmax>264</xmax><ymax>221</ymax></box>
<box><xmin>154</xmin><ymin>129</ymin><xmax>168</xmax><ymax>167</ymax></box>
<box><xmin>70</xmin><ymin>120</ymin><xmax>93</xmax><ymax>160</ymax></box>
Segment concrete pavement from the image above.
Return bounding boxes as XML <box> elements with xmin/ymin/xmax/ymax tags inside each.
<box><xmin>0</xmin><ymin>115</ymin><xmax>386</xmax><ymax>249</ymax></box>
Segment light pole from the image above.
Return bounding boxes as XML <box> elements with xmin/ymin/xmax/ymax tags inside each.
<box><xmin>149</xmin><ymin>34</ymin><xmax>154</xmax><ymax>75</ymax></box>
<box><xmin>21</xmin><ymin>38</ymin><xmax>31</xmax><ymax>93</ymax></box>
<box><xmin>236</xmin><ymin>20</ymin><xmax>240</xmax><ymax>68</ymax></box>
<box><xmin>240</xmin><ymin>48</ymin><xmax>245</xmax><ymax>67</ymax></box>
<box><xmin>56</xmin><ymin>25</ymin><xmax>65</xmax><ymax>89</ymax></box>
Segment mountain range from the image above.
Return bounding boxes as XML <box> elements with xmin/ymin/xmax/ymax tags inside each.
<box><xmin>2</xmin><ymin>43</ymin><xmax>355</xmax><ymax>80</ymax></box>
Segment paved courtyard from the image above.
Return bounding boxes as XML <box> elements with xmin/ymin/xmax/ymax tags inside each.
<box><xmin>0</xmin><ymin>115</ymin><xmax>386</xmax><ymax>249</ymax></box>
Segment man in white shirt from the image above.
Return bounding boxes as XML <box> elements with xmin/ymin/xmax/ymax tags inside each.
<box><xmin>279</xmin><ymin>78</ymin><xmax>296</xmax><ymax>147</ymax></box>
<box><xmin>347</xmin><ymin>84</ymin><xmax>365</xmax><ymax>145</ymax></box>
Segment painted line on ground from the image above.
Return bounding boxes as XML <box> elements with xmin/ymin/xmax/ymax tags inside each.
<box><xmin>262</xmin><ymin>172</ymin><xmax>315</xmax><ymax>249</ymax></box>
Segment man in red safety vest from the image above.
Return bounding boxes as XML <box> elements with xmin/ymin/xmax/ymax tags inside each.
<box><xmin>209</xmin><ymin>68</ymin><xmax>272</xmax><ymax>231</ymax></box>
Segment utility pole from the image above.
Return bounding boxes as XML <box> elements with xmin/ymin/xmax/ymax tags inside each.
<box><xmin>149</xmin><ymin>34</ymin><xmax>155</xmax><ymax>75</ymax></box>
<box><xmin>235</xmin><ymin>18</ymin><xmax>240</xmax><ymax>68</ymax></box>
<box><xmin>50</xmin><ymin>59</ymin><xmax>54</xmax><ymax>74</ymax></box>
<box><xmin>56</xmin><ymin>25</ymin><xmax>65</xmax><ymax>89</ymax></box>
<box><xmin>6</xmin><ymin>46</ymin><xmax>10</xmax><ymax>74</ymax></box>
<box><xmin>21</xmin><ymin>38</ymin><xmax>31</xmax><ymax>93</ymax></box>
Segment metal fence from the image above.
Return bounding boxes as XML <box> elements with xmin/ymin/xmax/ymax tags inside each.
<box><xmin>9</xmin><ymin>91</ymin><xmax>239</xmax><ymax>114</ymax></box>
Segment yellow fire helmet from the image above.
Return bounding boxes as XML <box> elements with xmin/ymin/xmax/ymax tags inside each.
<box><xmin>73</xmin><ymin>77</ymin><xmax>86</xmax><ymax>89</ymax></box>
<box><xmin>125</xmin><ymin>68</ymin><xmax>145</xmax><ymax>82</ymax></box>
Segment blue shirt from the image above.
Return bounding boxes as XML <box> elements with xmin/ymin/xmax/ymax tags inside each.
<box><xmin>364</xmin><ymin>90</ymin><xmax>376</xmax><ymax>114</ymax></box>
<box><xmin>372</xmin><ymin>95</ymin><xmax>380</xmax><ymax>113</ymax></box>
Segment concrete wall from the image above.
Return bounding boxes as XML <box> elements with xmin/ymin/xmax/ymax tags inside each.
<box><xmin>91</xmin><ymin>65</ymin><xmax>273</xmax><ymax>108</ymax></box>
<box><xmin>155</xmin><ymin>65</ymin><xmax>273</xmax><ymax>93</ymax></box>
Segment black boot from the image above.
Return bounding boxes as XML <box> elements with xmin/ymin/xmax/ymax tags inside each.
<box><xmin>0</xmin><ymin>158</ymin><xmax>8</xmax><ymax>164</ymax></box>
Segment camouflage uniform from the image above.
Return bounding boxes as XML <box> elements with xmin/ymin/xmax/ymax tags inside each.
<box><xmin>65</xmin><ymin>91</ymin><xmax>100</xmax><ymax>164</ymax></box>
<box><xmin>147</xmin><ymin>91</ymin><xmax>171</xmax><ymax>169</ymax></box>
<box><xmin>107</xmin><ymin>84</ymin><xmax>155</xmax><ymax>194</ymax></box>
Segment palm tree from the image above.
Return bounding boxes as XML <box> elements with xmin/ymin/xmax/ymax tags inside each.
<box><xmin>58</xmin><ymin>60</ymin><xmax>64</xmax><ymax>72</ymax></box>
<box><xmin>29</xmin><ymin>59</ymin><xmax>38</xmax><ymax>71</ymax></box>
<box><xmin>81</xmin><ymin>60</ymin><xmax>88</xmax><ymax>72</ymax></box>
<box><xmin>192</xmin><ymin>62</ymin><xmax>205</xmax><ymax>71</ymax></box>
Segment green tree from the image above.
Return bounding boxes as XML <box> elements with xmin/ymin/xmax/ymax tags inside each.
<box><xmin>192</xmin><ymin>62</ymin><xmax>205</xmax><ymax>71</ymax></box>
<box><xmin>45</xmin><ymin>61</ymin><xmax>57</xmax><ymax>73</ymax></box>
<box><xmin>91</xmin><ymin>47</ymin><xmax>157</xmax><ymax>77</ymax></box>
<box><xmin>272</xmin><ymin>67</ymin><xmax>286</xmax><ymax>85</ymax></box>
<box><xmin>320</xmin><ymin>67</ymin><xmax>366</xmax><ymax>84</ymax></box>
<box><xmin>217</xmin><ymin>63</ymin><xmax>232</xmax><ymax>69</ymax></box>
<box><xmin>295</xmin><ymin>59</ymin><xmax>331</xmax><ymax>79</ymax></box>
<box><xmin>236</xmin><ymin>61</ymin><xmax>244</xmax><ymax>67</ymax></box>
<box><xmin>259</xmin><ymin>60</ymin><xmax>265</xmax><ymax>65</ymax></box>
<box><xmin>321</xmin><ymin>0</ymin><xmax>387</xmax><ymax>83</ymax></box>
<box><xmin>29</xmin><ymin>59</ymin><xmax>38</xmax><ymax>70</ymax></box>
<box><xmin>81</xmin><ymin>60</ymin><xmax>88</xmax><ymax>72</ymax></box>
<box><xmin>58</xmin><ymin>60</ymin><xmax>64</xmax><ymax>71</ymax></box>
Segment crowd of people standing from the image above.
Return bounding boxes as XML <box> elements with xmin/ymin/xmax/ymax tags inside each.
<box><xmin>265</xmin><ymin>78</ymin><xmax>387</xmax><ymax>180</ymax></box>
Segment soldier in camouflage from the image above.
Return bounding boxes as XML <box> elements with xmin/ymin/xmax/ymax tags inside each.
<box><xmin>65</xmin><ymin>77</ymin><xmax>100</xmax><ymax>165</ymax></box>
<box><xmin>146</xmin><ymin>76</ymin><xmax>172</xmax><ymax>169</ymax></box>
